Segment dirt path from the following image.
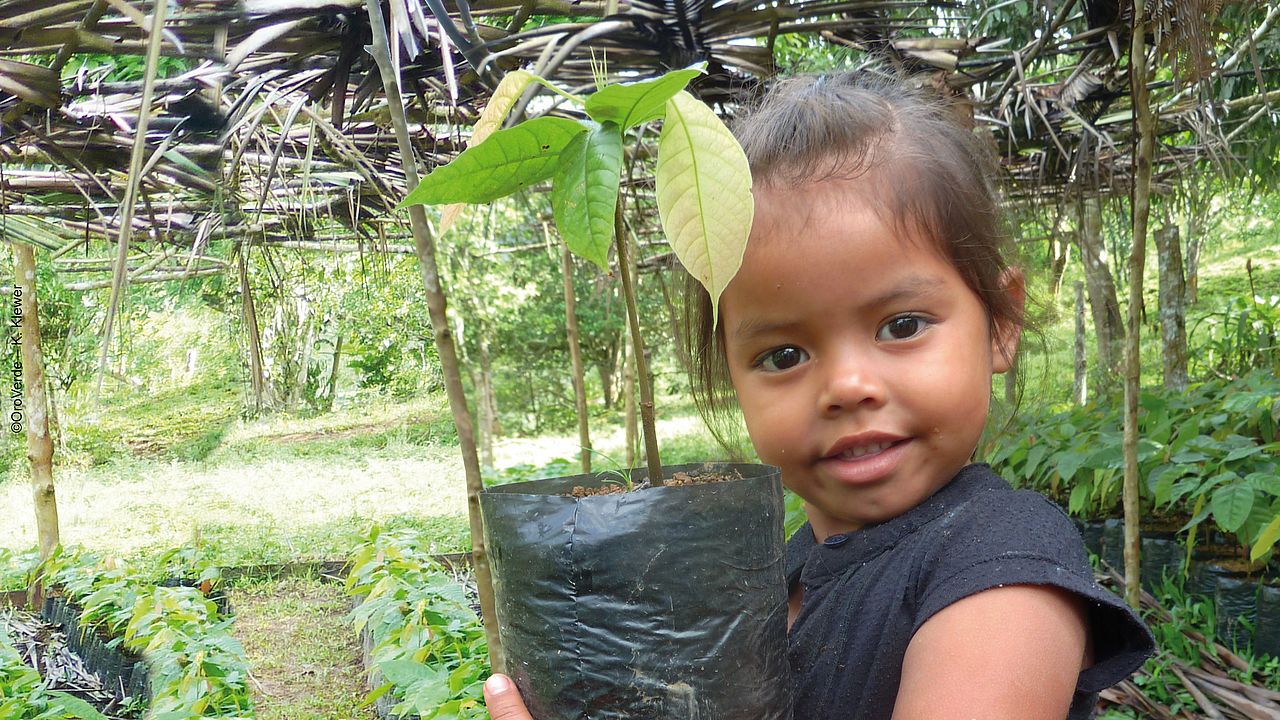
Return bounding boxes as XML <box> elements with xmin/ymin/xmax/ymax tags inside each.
<box><xmin>229</xmin><ymin>575</ymin><xmax>376</xmax><ymax>720</ymax></box>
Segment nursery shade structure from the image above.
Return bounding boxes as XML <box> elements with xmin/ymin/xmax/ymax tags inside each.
<box><xmin>0</xmin><ymin>0</ymin><xmax>1275</xmax><ymax>279</ymax></box>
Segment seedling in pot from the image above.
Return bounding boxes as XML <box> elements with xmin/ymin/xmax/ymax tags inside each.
<box><xmin>400</xmin><ymin>65</ymin><xmax>753</xmax><ymax>488</ymax></box>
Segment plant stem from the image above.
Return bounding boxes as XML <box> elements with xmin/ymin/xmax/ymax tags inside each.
<box><xmin>614</xmin><ymin>202</ymin><xmax>663</xmax><ymax>485</ymax></box>
<box><xmin>560</xmin><ymin>235</ymin><xmax>593</xmax><ymax>474</ymax></box>
<box><xmin>363</xmin><ymin>0</ymin><xmax>504</xmax><ymax>671</ymax></box>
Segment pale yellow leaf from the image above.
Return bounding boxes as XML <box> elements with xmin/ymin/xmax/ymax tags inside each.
<box><xmin>655</xmin><ymin>90</ymin><xmax>753</xmax><ymax>326</ymax></box>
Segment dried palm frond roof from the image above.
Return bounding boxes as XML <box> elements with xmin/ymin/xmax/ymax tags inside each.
<box><xmin>0</xmin><ymin>0</ymin><xmax>1276</xmax><ymax>287</ymax></box>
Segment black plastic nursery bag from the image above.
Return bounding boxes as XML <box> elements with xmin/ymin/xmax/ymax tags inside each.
<box><xmin>480</xmin><ymin>462</ymin><xmax>793</xmax><ymax>720</ymax></box>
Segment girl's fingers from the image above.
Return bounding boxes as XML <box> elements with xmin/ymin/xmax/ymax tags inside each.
<box><xmin>484</xmin><ymin>674</ymin><xmax>534</xmax><ymax>720</ymax></box>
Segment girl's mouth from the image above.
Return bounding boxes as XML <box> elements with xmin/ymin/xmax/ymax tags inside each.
<box><xmin>819</xmin><ymin>436</ymin><xmax>911</xmax><ymax>485</ymax></box>
<box><xmin>835</xmin><ymin>440</ymin><xmax>898</xmax><ymax>459</ymax></box>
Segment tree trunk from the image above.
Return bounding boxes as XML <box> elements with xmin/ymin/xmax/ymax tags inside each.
<box><xmin>324</xmin><ymin>331</ymin><xmax>342</xmax><ymax>411</ymax></box>
<box><xmin>597</xmin><ymin>362</ymin><xmax>614</xmax><ymax>410</ymax></box>
<box><xmin>1049</xmin><ymin>236</ymin><xmax>1071</xmax><ymax>302</ymax></box>
<box><xmin>364</xmin><ymin>0</ymin><xmax>502</xmax><ymax>670</ymax></box>
<box><xmin>1076</xmin><ymin>195</ymin><xmax>1125</xmax><ymax>379</ymax></box>
<box><xmin>14</xmin><ymin>244</ymin><xmax>59</xmax><ymax>608</ymax></box>
<box><xmin>1184</xmin><ymin>214</ymin><xmax>1203</xmax><ymax>305</ymax></box>
<box><xmin>290</xmin><ymin>301</ymin><xmax>314</xmax><ymax>408</ymax></box>
<box><xmin>561</xmin><ymin>243</ymin><xmax>593</xmax><ymax>474</ymax></box>
<box><xmin>239</xmin><ymin>250</ymin><xmax>268</xmax><ymax>411</ymax></box>
<box><xmin>1123</xmin><ymin>13</ymin><xmax>1155</xmax><ymax>610</ymax></box>
<box><xmin>477</xmin><ymin>338</ymin><xmax>497</xmax><ymax>470</ymax></box>
<box><xmin>1155</xmin><ymin>223</ymin><xmax>1189</xmax><ymax>392</ymax></box>
<box><xmin>1073</xmin><ymin>281</ymin><xmax>1088</xmax><ymax>405</ymax></box>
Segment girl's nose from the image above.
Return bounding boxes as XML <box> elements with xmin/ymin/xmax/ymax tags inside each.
<box><xmin>818</xmin><ymin>353</ymin><xmax>887</xmax><ymax>415</ymax></box>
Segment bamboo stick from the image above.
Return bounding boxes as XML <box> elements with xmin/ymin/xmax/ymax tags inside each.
<box><xmin>363</xmin><ymin>0</ymin><xmax>503</xmax><ymax>672</ymax></box>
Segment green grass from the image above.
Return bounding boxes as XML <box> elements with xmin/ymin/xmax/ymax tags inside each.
<box><xmin>228</xmin><ymin>573</ymin><xmax>377</xmax><ymax>720</ymax></box>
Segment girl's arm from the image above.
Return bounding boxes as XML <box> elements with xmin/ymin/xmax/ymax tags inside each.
<box><xmin>892</xmin><ymin>584</ymin><xmax>1089</xmax><ymax>720</ymax></box>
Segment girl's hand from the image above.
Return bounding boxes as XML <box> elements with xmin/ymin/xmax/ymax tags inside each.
<box><xmin>484</xmin><ymin>674</ymin><xmax>534</xmax><ymax>720</ymax></box>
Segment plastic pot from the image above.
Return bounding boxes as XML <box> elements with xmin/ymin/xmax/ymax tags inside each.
<box><xmin>1138</xmin><ymin>534</ymin><xmax>1184</xmax><ymax>594</ymax></box>
<box><xmin>480</xmin><ymin>462</ymin><xmax>793</xmax><ymax>720</ymax></box>
<box><xmin>1077</xmin><ymin>520</ymin><xmax>1105</xmax><ymax>558</ymax></box>
<box><xmin>1100</xmin><ymin>518</ymin><xmax>1125</xmax><ymax>571</ymax></box>
<box><xmin>1256</xmin><ymin>584</ymin><xmax>1280</xmax><ymax>659</ymax></box>
<box><xmin>1215</xmin><ymin>575</ymin><xmax>1259</xmax><ymax>651</ymax></box>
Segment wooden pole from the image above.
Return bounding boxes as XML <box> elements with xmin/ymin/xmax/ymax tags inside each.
<box><xmin>13</xmin><ymin>243</ymin><xmax>59</xmax><ymax>606</ymax></box>
<box><xmin>363</xmin><ymin>0</ymin><xmax>503</xmax><ymax>669</ymax></box>
<box><xmin>561</xmin><ymin>240</ymin><xmax>593</xmax><ymax>474</ymax></box>
<box><xmin>1124</xmin><ymin>6</ymin><xmax>1156</xmax><ymax>610</ymax></box>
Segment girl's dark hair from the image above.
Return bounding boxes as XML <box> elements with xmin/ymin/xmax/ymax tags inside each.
<box><xmin>683</xmin><ymin>70</ymin><xmax>1027</xmax><ymax>452</ymax></box>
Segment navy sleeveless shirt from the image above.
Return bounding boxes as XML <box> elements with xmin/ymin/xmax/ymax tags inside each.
<box><xmin>785</xmin><ymin>464</ymin><xmax>1154</xmax><ymax>719</ymax></box>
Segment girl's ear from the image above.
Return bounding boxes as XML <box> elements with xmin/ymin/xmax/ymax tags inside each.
<box><xmin>991</xmin><ymin>268</ymin><xmax>1025</xmax><ymax>374</ymax></box>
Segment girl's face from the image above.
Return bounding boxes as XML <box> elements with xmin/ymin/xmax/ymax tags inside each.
<box><xmin>721</xmin><ymin>181</ymin><xmax>1022</xmax><ymax>540</ymax></box>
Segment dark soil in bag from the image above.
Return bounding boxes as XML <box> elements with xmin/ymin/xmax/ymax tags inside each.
<box><xmin>481</xmin><ymin>462</ymin><xmax>792</xmax><ymax>720</ymax></box>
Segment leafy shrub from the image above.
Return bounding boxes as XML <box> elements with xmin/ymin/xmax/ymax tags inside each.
<box><xmin>990</xmin><ymin>370</ymin><xmax>1280</xmax><ymax>559</ymax></box>
<box><xmin>1191</xmin><ymin>294</ymin><xmax>1280</xmax><ymax>379</ymax></box>
<box><xmin>347</xmin><ymin>526</ymin><xmax>487</xmax><ymax>720</ymax></box>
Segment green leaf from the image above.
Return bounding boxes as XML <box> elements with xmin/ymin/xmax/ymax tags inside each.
<box><xmin>401</xmin><ymin>116</ymin><xmax>586</xmax><ymax>207</ymax></box>
<box><xmin>1211</xmin><ymin>482</ymin><xmax>1255</xmax><ymax>533</ymax></box>
<box><xmin>379</xmin><ymin>658</ymin><xmax>436</xmax><ymax>685</ymax></box>
<box><xmin>1223</xmin><ymin>445</ymin><xmax>1262</xmax><ymax>462</ymax></box>
<box><xmin>1056</xmin><ymin>451</ymin><xmax>1085</xmax><ymax>483</ymax></box>
<box><xmin>1068</xmin><ymin>482</ymin><xmax>1091</xmax><ymax>515</ymax></box>
<box><xmin>656</xmin><ymin>90</ymin><xmax>753</xmax><ymax>326</ymax></box>
<box><xmin>585</xmin><ymin>67</ymin><xmax>703</xmax><ymax>129</ymax></box>
<box><xmin>1251</xmin><ymin>514</ymin><xmax>1280</xmax><ymax>562</ymax></box>
<box><xmin>48</xmin><ymin>693</ymin><xmax>108</xmax><ymax>720</ymax></box>
<box><xmin>439</xmin><ymin>70</ymin><xmax>544</xmax><ymax>232</ymax></box>
<box><xmin>551</xmin><ymin>122</ymin><xmax>623</xmax><ymax>271</ymax></box>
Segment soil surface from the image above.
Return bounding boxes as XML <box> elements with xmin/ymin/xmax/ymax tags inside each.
<box><xmin>571</xmin><ymin>469</ymin><xmax>743</xmax><ymax>497</ymax></box>
<box><xmin>228</xmin><ymin>575</ymin><xmax>376</xmax><ymax>720</ymax></box>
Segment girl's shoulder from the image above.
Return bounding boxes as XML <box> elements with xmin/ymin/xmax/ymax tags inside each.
<box><xmin>914</xmin><ymin>465</ymin><xmax>1154</xmax><ymax>694</ymax></box>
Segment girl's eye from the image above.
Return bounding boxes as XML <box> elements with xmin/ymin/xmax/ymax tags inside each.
<box><xmin>877</xmin><ymin>315</ymin><xmax>930</xmax><ymax>341</ymax></box>
<box><xmin>755</xmin><ymin>346</ymin><xmax>809</xmax><ymax>372</ymax></box>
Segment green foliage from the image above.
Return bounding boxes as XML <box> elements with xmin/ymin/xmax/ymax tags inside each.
<box><xmin>0</xmin><ymin>549</ymin><xmax>37</xmax><ymax>592</ymax></box>
<box><xmin>402</xmin><ymin>116</ymin><xmax>588</xmax><ymax>206</ymax></box>
<box><xmin>1190</xmin><ymin>293</ymin><xmax>1280</xmax><ymax>379</ymax></box>
<box><xmin>347</xmin><ymin>527</ymin><xmax>488</xmax><ymax>720</ymax></box>
<box><xmin>990</xmin><ymin>370</ymin><xmax>1280</xmax><ymax>557</ymax></box>
<box><xmin>36</xmin><ymin>546</ymin><xmax>252</xmax><ymax>718</ymax></box>
<box><xmin>550</xmin><ymin>122</ymin><xmax>623</xmax><ymax>269</ymax></box>
<box><xmin>0</xmin><ymin>631</ymin><xmax>107</xmax><ymax>719</ymax></box>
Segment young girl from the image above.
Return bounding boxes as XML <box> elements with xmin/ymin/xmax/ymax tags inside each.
<box><xmin>485</xmin><ymin>71</ymin><xmax>1154</xmax><ymax>719</ymax></box>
